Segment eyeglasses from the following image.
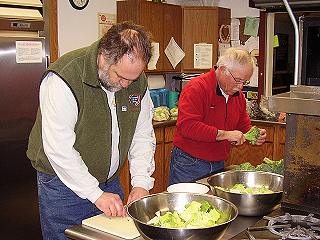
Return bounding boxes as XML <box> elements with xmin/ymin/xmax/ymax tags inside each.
<box><xmin>226</xmin><ymin>68</ymin><xmax>250</xmax><ymax>85</ymax></box>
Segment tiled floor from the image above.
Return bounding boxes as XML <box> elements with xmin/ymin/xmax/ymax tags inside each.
<box><xmin>0</xmin><ymin>179</ymin><xmax>42</xmax><ymax>240</ymax></box>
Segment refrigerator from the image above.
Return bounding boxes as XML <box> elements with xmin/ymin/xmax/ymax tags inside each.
<box><xmin>0</xmin><ymin>36</ymin><xmax>46</xmax><ymax>238</ymax></box>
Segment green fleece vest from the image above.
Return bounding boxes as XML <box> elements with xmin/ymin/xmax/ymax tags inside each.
<box><xmin>27</xmin><ymin>40</ymin><xmax>147</xmax><ymax>183</ymax></box>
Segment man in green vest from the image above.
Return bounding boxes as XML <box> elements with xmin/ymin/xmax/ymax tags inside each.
<box><xmin>27</xmin><ymin>21</ymin><xmax>156</xmax><ymax>240</ymax></box>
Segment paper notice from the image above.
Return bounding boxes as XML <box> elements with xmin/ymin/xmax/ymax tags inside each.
<box><xmin>164</xmin><ymin>37</ymin><xmax>185</xmax><ymax>69</ymax></box>
<box><xmin>98</xmin><ymin>13</ymin><xmax>116</xmax><ymax>38</ymax></box>
<box><xmin>218</xmin><ymin>43</ymin><xmax>230</xmax><ymax>57</ymax></box>
<box><xmin>249</xmin><ymin>59</ymin><xmax>258</xmax><ymax>87</ymax></box>
<box><xmin>244</xmin><ymin>17</ymin><xmax>260</xmax><ymax>37</ymax></box>
<box><xmin>231</xmin><ymin>18</ymin><xmax>240</xmax><ymax>41</ymax></box>
<box><xmin>244</xmin><ymin>36</ymin><xmax>259</xmax><ymax>53</ymax></box>
<box><xmin>148</xmin><ymin>42</ymin><xmax>160</xmax><ymax>70</ymax></box>
<box><xmin>231</xmin><ymin>40</ymin><xmax>241</xmax><ymax>48</ymax></box>
<box><xmin>16</xmin><ymin>41</ymin><xmax>42</xmax><ymax>63</ymax></box>
<box><xmin>194</xmin><ymin>43</ymin><xmax>212</xmax><ymax>69</ymax></box>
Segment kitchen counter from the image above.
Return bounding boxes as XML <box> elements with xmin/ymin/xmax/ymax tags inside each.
<box><xmin>65</xmin><ymin>215</ymin><xmax>261</xmax><ymax>240</ymax></box>
<box><xmin>65</xmin><ymin>176</ymin><xmax>262</xmax><ymax>240</ymax></box>
<box><xmin>65</xmin><ymin>119</ymin><xmax>284</xmax><ymax>240</ymax></box>
<box><xmin>152</xmin><ymin>118</ymin><xmax>285</xmax><ymax>128</ymax></box>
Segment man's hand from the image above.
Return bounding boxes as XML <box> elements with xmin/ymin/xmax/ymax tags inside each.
<box><xmin>217</xmin><ymin>129</ymin><xmax>246</xmax><ymax>145</ymax></box>
<box><xmin>127</xmin><ymin>187</ymin><xmax>149</xmax><ymax>205</ymax></box>
<box><xmin>95</xmin><ymin>192</ymin><xmax>126</xmax><ymax>217</ymax></box>
<box><xmin>255</xmin><ymin>128</ymin><xmax>267</xmax><ymax>145</ymax></box>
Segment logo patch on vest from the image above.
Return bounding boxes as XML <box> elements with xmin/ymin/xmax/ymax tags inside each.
<box><xmin>129</xmin><ymin>94</ymin><xmax>141</xmax><ymax>106</ymax></box>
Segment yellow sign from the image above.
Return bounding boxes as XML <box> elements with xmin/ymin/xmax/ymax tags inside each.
<box><xmin>273</xmin><ymin>35</ymin><xmax>279</xmax><ymax>48</ymax></box>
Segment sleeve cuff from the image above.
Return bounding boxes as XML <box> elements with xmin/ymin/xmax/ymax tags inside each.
<box><xmin>86</xmin><ymin>187</ymin><xmax>104</xmax><ymax>203</ymax></box>
<box><xmin>131</xmin><ymin>176</ymin><xmax>155</xmax><ymax>191</ymax></box>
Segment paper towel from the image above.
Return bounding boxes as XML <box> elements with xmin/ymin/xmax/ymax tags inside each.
<box><xmin>147</xmin><ymin>75</ymin><xmax>166</xmax><ymax>90</ymax></box>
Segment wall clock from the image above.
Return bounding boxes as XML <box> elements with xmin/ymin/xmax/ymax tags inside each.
<box><xmin>69</xmin><ymin>0</ymin><xmax>89</xmax><ymax>10</ymax></box>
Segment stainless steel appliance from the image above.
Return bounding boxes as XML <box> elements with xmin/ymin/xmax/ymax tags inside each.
<box><xmin>268</xmin><ymin>85</ymin><xmax>320</xmax><ymax>214</ymax></box>
<box><xmin>231</xmin><ymin>1</ymin><xmax>320</xmax><ymax>239</ymax></box>
<box><xmin>300</xmin><ymin>16</ymin><xmax>320</xmax><ymax>86</ymax></box>
<box><xmin>0</xmin><ymin>1</ymin><xmax>49</xmax><ymax>239</ymax></box>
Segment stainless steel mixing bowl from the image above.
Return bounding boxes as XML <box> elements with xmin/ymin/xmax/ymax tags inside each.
<box><xmin>126</xmin><ymin>192</ymin><xmax>238</xmax><ymax>240</ymax></box>
<box><xmin>207</xmin><ymin>170</ymin><xmax>283</xmax><ymax>216</ymax></box>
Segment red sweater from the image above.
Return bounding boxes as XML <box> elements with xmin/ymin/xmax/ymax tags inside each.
<box><xmin>174</xmin><ymin>68</ymin><xmax>251</xmax><ymax>161</ymax></box>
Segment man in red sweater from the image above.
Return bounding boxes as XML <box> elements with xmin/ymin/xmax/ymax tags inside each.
<box><xmin>169</xmin><ymin>48</ymin><xmax>267</xmax><ymax>185</ymax></box>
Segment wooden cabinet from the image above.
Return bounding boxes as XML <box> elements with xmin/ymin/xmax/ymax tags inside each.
<box><xmin>181</xmin><ymin>6</ymin><xmax>231</xmax><ymax>73</ymax></box>
<box><xmin>150</xmin><ymin>128</ymin><xmax>165</xmax><ymax>194</ymax></box>
<box><xmin>119</xmin><ymin>121</ymin><xmax>176</xmax><ymax>200</ymax></box>
<box><xmin>119</xmin><ymin>159</ymin><xmax>130</xmax><ymax>203</ymax></box>
<box><xmin>164</xmin><ymin>125</ymin><xmax>176</xmax><ymax>188</ymax></box>
<box><xmin>226</xmin><ymin>121</ymin><xmax>286</xmax><ymax>167</ymax></box>
<box><xmin>150</xmin><ymin>124</ymin><xmax>176</xmax><ymax>194</ymax></box>
<box><xmin>117</xmin><ymin>0</ymin><xmax>182</xmax><ymax>72</ymax></box>
<box><xmin>117</xmin><ymin>2</ymin><xmax>231</xmax><ymax>73</ymax></box>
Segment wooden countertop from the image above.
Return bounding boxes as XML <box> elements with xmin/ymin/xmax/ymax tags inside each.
<box><xmin>152</xmin><ymin>119</ymin><xmax>177</xmax><ymax>128</ymax></box>
<box><xmin>152</xmin><ymin>118</ymin><xmax>285</xmax><ymax>128</ymax></box>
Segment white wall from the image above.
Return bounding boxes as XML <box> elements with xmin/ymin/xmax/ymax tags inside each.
<box><xmin>167</xmin><ymin>0</ymin><xmax>259</xmax><ymax>17</ymax></box>
<box><xmin>215</xmin><ymin>0</ymin><xmax>259</xmax><ymax>18</ymax></box>
<box><xmin>57</xmin><ymin>0</ymin><xmax>259</xmax><ymax>55</ymax></box>
<box><xmin>57</xmin><ymin>0</ymin><xmax>116</xmax><ymax>56</ymax></box>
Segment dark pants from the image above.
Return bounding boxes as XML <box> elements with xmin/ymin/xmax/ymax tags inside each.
<box><xmin>37</xmin><ymin>171</ymin><xmax>124</xmax><ymax>240</ymax></box>
<box><xmin>169</xmin><ymin>146</ymin><xmax>224</xmax><ymax>186</ymax></box>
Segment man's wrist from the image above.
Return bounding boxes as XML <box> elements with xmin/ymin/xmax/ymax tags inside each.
<box><xmin>216</xmin><ymin>129</ymin><xmax>226</xmax><ymax>141</ymax></box>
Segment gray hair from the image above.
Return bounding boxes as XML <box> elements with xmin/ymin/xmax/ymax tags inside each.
<box><xmin>216</xmin><ymin>48</ymin><xmax>255</xmax><ymax>71</ymax></box>
<box><xmin>98</xmin><ymin>21</ymin><xmax>152</xmax><ymax>65</ymax></box>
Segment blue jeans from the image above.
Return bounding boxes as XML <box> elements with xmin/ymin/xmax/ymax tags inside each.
<box><xmin>169</xmin><ymin>146</ymin><xmax>224</xmax><ymax>186</ymax></box>
<box><xmin>37</xmin><ymin>171</ymin><xmax>124</xmax><ymax>240</ymax></box>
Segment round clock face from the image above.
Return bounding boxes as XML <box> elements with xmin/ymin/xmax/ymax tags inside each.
<box><xmin>69</xmin><ymin>0</ymin><xmax>89</xmax><ymax>10</ymax></box>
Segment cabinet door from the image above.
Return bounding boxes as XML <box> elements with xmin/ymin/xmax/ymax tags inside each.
<box><xmin>227</xmin><ymin>142</ymin><xmax>274</xmax><ymax>166</ymax></box>
<box><xmin>226</xmin><ymin>123</ymin><xmax>285</xmax><ymax>167</ymax></box>
<box><xmin>117</xmin><ymin>1</ymin><xmax>164</xmax><ymax>71</ymax></box>
<box><xmin>162</xmin><ymin>4</ymin><xmax>182</xmax><ymax>72</ymax></box>
<box><xmin>181</xmin><ymin>7</ymin><xmax>230</xmax><ymax>73</ymax></box>
<box><xmin>119</xmin><ymin>159</ymin><xmax>130</xmax><ymax>203</ymax></box>
<box><xmin>150</xmin><ymin>128</ymin><xmax>164</xmax><ymax>194</ymax></box>
<box><xmin>150</xmin><ymin>143</ymin><xmax>165</xmax><ymax>194</ymax></box>
<box><xmin>164</xmin><ymin>142</ymin><xmax>173</xmax><ymax>188</ymax></box>
<box><xmin>273</xmin><ymin>125</ymin><xmax>286</xmax><ymax>160</ymax></box>
<box><xmin>164</xmin><ymin>126</ymin><xmax>176</xmax><ymax>188</ymax></box>
<box><xmin>138</xmin><ymin>1</ymin><xmax>164</xmax><ymax>71</ymax></box>
<box><xmin>182</xmin><ymin>7</ymin><xmax>218</xmax><ymax>72</ymax></box>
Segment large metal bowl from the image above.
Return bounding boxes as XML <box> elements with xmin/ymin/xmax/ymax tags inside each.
<box><xmin>126</xmin><ymin>192</ymin><xmax>238</xmax><ymax>240</ymax></box>
<box><xmin>207</xmin><ymin>170</ymin><xmax>283</xmax><ymax>216</ymax></box>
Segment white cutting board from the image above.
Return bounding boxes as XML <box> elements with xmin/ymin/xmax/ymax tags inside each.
<box><xmin>82</xmin><ymin>214</ymin><xmax>140</xmax><ymax>239</ymax></box>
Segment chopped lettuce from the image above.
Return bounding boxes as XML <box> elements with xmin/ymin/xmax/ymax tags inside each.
<box><xmin>153</xmin><ymin>106</ymin><xmax>170</xmax><ymax>121</ymax></box>
<box><xmin>170</xmin><ymin>107</ymin><xmax>178</xmax><ymax>120</ymax></box>
<box><xmin>216</xmin><ymin>183</ymin><xmax>274</xmax><ymax>194</ymax></box>
<box><xmin>153</xmin><ymin>106</ymin><xmax>179</xmax><ymax>121</ymax></box>
<box><xmin>245</xmin><ymin>126</ymin><xmax>260</xmax><ymax>145</ymax></box>
<box><xmin>256</xmin><ymin>158</ymin><xmax>284</xmax><ymax>175</ymax></box>
<box><xmin>236</xmin><ymin>158</ymin><xmax>284</xmax><ymax>175</ymax></box>
<box><xmin>235</xmin><ymin>162</ymin><xmax>255</xmax><ymax>171</ymax></box>
<box><xmin>147</xmin><ymin>200</ymin><xmax>224</xmax><ymax>229</ymax></box>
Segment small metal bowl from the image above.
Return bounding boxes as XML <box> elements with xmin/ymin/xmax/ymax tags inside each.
<box><xmin>207</xmin><ymin>170</ymin><xmax>283</xmax><ymax>216</ymax></box>
<box><xmin>126</xmin><ymin>192</ymin><xmax>238</xmax><ymax>240</ymax></box>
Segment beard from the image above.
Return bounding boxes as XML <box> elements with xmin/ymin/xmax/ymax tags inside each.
<box><xmin>98</xmin><ymin>68</ymin><xmax>122</xmax><ymax>92</ymax></box>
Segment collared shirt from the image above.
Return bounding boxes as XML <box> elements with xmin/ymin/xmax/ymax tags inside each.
<box><xmin>40</xmin><ymin>72</ymin><xmax>155</xmax><ymax>203</ymax></box>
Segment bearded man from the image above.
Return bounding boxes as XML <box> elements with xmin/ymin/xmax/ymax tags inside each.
<box><xmin>27</xmin><ymin>21</ymin><xmax>156</xmax><ymax>240</ymax></box>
